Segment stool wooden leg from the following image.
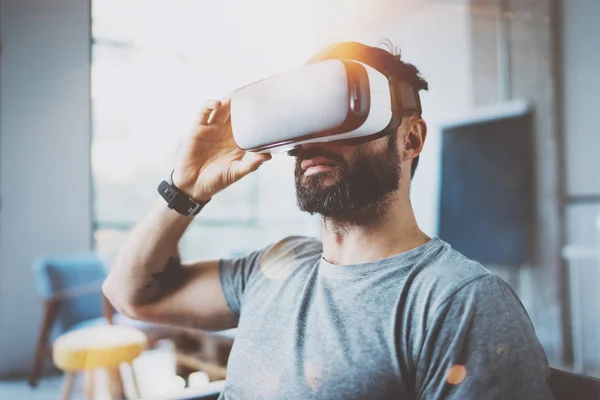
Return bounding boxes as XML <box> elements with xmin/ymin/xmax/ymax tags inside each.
<box><xmin>115</xmin><ymin>369</ymin><xmax>125</xmax><ymax>399</ymax></box>
<box><xmin>61</xmin><ymin>372</ymin><xmax>75</xmax><ymax>400</ymax></box>
<box><xmin>107</xmin><ymin>368</ymin><xmax>125</xmax><ymax>400</ymax></box>
<box><xmin>29</xmin><ymin>300</ymin><xmax>59</xmax><ymax>387</ymax></box>
<box><xmin>127</xmin><ymin>362</ymin><xmax>141</xmax><ymax>399</ymax></box>
<box><xmin>84</xmin><ymin>369</ymin><xmax>95</xmax><ymax>400</ymax></box>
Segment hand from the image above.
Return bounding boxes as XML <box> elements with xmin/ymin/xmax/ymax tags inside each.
<box><xmin>172</xmin><ymin>99</ymin><xmax>271</xmax><ymax>201</ymax></box>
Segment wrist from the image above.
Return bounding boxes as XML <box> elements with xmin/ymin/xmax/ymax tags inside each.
<box><xmin>170</xmin><ymin>170</ymin><xmax>212</xmax><ymax>202</ymax></box>
<box><xmin>157</xmin><ymin>172</ymin><xmax>211</xmax><ymax>217</ymax></box>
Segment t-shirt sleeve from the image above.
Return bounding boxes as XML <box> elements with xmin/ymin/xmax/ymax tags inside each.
<box><xmin>415</xmin><ymin>274</ymin><xmax>554</xmax><ymax>400</ymax></box>
<box><xmin>218</xmin><ymin>236</ymin><xmax>321</xmax><ymax>318</ymax></box>
<box><xmin>219</xmin><ymin>246</ymin><xmax>271</xmax><ymax>318</ymax></box>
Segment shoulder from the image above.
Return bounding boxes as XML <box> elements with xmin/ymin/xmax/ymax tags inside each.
<box><xmin>264</xmin><ymin>235</ymin><xmax>322</xmax><ymax>257</ymax></box>
<box><xmin>219</xmin><ymin>235</ymin><xmax>321</xmax><ymax>274</ymax></box>
<box><xmin>407</xmin><ymin>238</ymin><xmax>494</xmax><ymax>311</ymax></box>
<box><xmin>255</xmin><ymin>235</ymin><xmax>322</xmax><ymax>279</ymax></box>
<box><xmin>260</xmin><ymin>235</ymin><xmax>322</xmax><ymax>265</ymax></box>
<box><xmin>400</xmin><ymin>238</ymin><xmax>529</xmax><ymax>335</ymax></box>
<box><xmin>399</xmin><ymin>239</ymin><xmax>538</xmax><ymax>355</ymax></box>
<box><xmin>219</xmin><ymin>235</ymin><xmax>322</xmax><ymax>291</ymax></box>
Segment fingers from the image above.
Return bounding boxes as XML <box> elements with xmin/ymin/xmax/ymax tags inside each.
<box><xmin>253</xmin><ymin>152</ymin><xmax>272</xmax><ymax>163</ymax></box>
<box><xmin>198</xmin><ymin>99</ymin><xmax>222</xmax><ymax>125</ymax></box>
<box><xmin>229</xmin><ymin>152</ymin><xmax>272</xmax><ymax>182</ymax></box>
<box><xmin>210</xmin><ymin>99</ymin><xmax>231</xmax><ymax>125</ymax></box>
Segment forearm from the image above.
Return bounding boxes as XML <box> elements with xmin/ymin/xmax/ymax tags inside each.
<box><xmin>102</xmin><ymin>198</ymin><xmax>194</xmax><ymax>315</ymax></box>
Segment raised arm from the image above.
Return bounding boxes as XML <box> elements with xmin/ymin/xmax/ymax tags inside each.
<box><xmin>102</xmin><ymin>99</ymin><xmax>271</xmax><ymax>330</ymax></box>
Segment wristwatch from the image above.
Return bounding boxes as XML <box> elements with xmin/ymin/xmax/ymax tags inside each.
<box><xmin>157</xmin><ymin>171</ymin><xmax>210</xmax><ymax>217</ymax></box>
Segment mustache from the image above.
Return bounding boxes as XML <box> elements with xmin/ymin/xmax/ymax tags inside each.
<box><xmin>295</xmin><ymin>148</ymin><xmax>348</xmax><ymax>169</ymax></box>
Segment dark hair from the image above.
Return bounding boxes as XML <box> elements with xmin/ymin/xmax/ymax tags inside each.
<box><xmin>308</xmin><ymin>39</ymin><xmax>429</xmax><ymax>179</ymax></box>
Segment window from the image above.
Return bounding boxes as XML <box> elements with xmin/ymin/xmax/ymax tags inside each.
<box><xmin>92</xmin><ymin>0</ymin><xmax>321</xmax><ymax>262</ymax></box>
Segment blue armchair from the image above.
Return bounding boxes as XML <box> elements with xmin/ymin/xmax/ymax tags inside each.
<box><xmin>28</xmin><ymin>252</ymin><xmax>177</xmax><ymax>387</ymax></box>
<box><xmin>549</xmin><ymin>367</ymin><xmax>600</xmax><ymax>400</ymax></box>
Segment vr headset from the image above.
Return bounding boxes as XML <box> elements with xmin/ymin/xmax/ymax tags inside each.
<box><xmin>230</xmin><ymin>42</ymin><xmax>422</xmax><ymax>155</ymax></box>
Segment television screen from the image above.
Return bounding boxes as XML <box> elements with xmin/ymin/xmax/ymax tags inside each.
<box><xmin>438</xmin><ymin>100</ymin><xmax>534</xmax><ymax>266</ymax></box>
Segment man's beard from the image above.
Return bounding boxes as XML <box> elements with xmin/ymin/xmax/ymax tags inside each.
<box><xmin>295</xmin><ymin>134</ymin><xmax>402</xmax><ymax>227</ymax></box>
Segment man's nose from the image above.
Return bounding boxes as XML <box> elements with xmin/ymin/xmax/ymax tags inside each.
<box><xmin>288</xmin><ymin>143</ymin><xmax>324</xmax><ymax>157</ymax></box>
<box><xmin>295</xmin><ymin>142</ymin><xmax>338</xmax><ymax>152</ymax></box>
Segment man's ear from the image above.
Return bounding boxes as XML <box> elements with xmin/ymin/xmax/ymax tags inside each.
<box><xmin>402</xmin><ymin>117</ymin><xmax>427</xmax><ymax>161</ymax></box>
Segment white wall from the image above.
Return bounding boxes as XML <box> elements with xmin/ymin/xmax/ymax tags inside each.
<box><xmin>0</xmin><ymin>0</ymin><xmax>92</xmax><ymax>376</ymax></box>
<box><xmin>315</xmin><ymin>0</ymin><xmax>473</xmax><ymax>236</ymax></box>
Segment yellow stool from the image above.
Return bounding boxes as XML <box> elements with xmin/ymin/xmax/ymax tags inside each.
<box><xmin>53</xmin><ymin>325</ymin><xmax>147</xmax><ymax>400</ymax></box>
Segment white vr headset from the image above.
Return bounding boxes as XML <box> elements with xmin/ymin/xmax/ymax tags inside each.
<box><xmin>230</xmin><ymin>47</ymin><xmax>421</xmax><ymax>155</ymax></box>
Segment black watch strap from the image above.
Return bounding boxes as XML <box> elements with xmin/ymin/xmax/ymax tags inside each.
<box><xmin>157</xmin><ymin>172</ymin><xmax>210</xmax><ymax>216</ymax></box>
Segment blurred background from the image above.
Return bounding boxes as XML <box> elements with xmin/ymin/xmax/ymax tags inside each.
<box><xmin>0</xmin><ymin>0</ymin><xmax>599</xmax><ymax>398</ymax></box>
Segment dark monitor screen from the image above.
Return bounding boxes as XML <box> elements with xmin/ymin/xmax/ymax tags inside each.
<box><xmin>438</xmin><ymin>101</ymin><xmax>534</xmax><ymax>266</ymax></box>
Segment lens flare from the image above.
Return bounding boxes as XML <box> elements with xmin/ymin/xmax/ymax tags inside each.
<box><xmin>446</xmin><ymin>364</ymin><xmax>467</xmax><ymax>385</ymax></box>
<box><xmin>304</xmin><ymin>360</ymin><xmax>324</xmax><ymax>391</ymax></box>
<box><xmin>496</xmin><ymin>344</ymin><xmax>509</xmax><ymax>355</ymax></box>
<box><xmin>259</xmin><ymin>239</ymin><xmax>296</xmax><ymax>280</ymax></box>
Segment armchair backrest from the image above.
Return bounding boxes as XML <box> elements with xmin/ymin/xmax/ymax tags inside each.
<box><xmin>33</xmin><ymin>252</ymin><xmax>109</xmax><ymax>331</ymax></box>
<box><xmin>549</xmin><ymin>367</ymin><xmax>600</xmax><ymax>400</ymax></box>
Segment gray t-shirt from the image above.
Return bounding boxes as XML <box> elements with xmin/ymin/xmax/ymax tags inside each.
<box><xmin>218</xmin><ymin>236</ymin><xmax>553</xmax><ymax>399</ymax></box>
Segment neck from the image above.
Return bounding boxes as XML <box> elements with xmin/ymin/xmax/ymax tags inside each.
<box><xmin>320</xmin><ymin>192</ymin><xmax>430</xmax><ymax>265</ymax></box>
